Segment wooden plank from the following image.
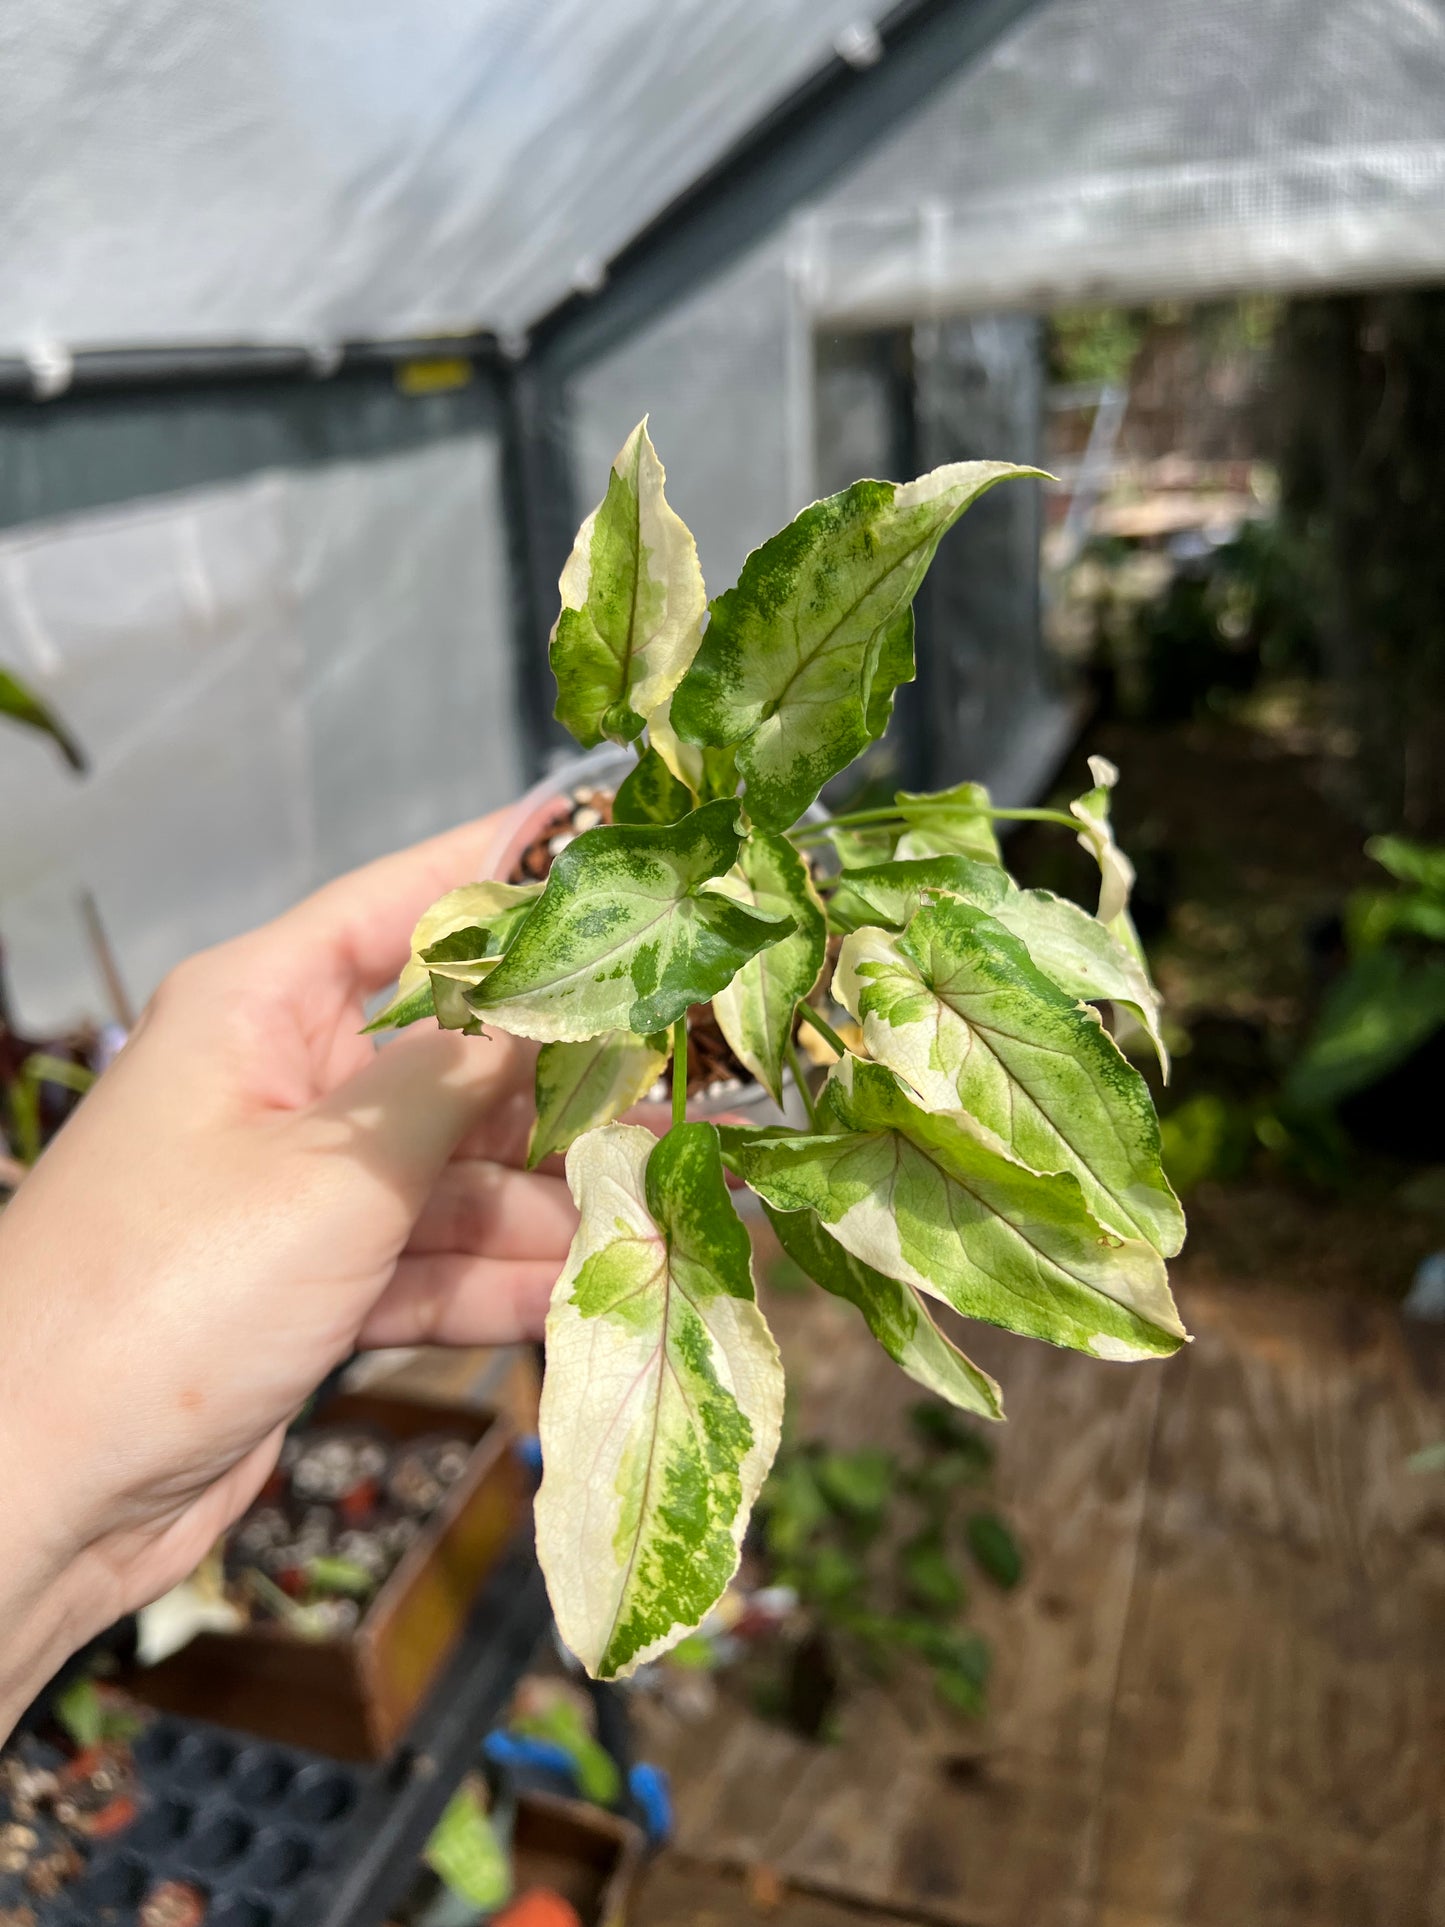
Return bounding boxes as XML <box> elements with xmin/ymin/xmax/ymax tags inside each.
<box><xmin>1090</xmin><ymin>1287</ymin><xmax>1445</xmax><ymax>1927</ymax></box>
<box><xmin>638</xmin><ymin>1259</ymin><xmax>1168</xmax><ymax>1926</ymax></box>
<box><xmin>633</xmin><ymin>1856</ymin><xmax>927</xmax><ymax>1926</ymax></box>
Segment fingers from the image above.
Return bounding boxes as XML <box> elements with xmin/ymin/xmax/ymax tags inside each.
<box><xmin>263</xmin><ymin>806</ymin><xmax>524</xmax><ymax>996</ymax></box>
<box><xmin>305</xmin><ymin>1025</ymin><xmax>537</xmax><ymax>1206</ymax></box>
<box><xmin>359</xmin><ymin>1254</ymin><xmax>560</xmax><ymax>1349</ymax></box>
<box><xmin>406</xmin><ymin>1160</ymin><xmax>577</xmax><ymax>1263</ymax></box>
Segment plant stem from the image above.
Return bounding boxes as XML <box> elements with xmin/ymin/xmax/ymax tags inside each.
<box><xmin>792</xmin><ymin>802</ymin><xmax>1080</xmax><ymax>845</ymax></box>
<box><xmin>795</xmin><ymin>1000</ymin><xmax>849</xmax><ymax>1060</ymax></box>
<box><xmin>785</xmin><ymin>1030</ymin><xmax>820</xmax><ymax>1128</ymax></box>
<box><xmin>672</xmin><ymin>1015</ymin><xmax>688</xmax><ymax>1129</ymax></box>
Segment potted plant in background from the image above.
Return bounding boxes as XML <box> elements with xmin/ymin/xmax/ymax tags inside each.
<box><xmin>0</xmin><ymin>664</ymin><xmax>95</xmax><ymax>1195</ymax></box>
<box><xmin>371</xmin><ymin>419</ymin><xmax>1187</xmax><ymax>1683</ymax></box>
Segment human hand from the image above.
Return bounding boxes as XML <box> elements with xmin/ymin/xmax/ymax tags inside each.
<box><xmin>0</xmin><ymin>811</ymin><xmax>577</xmax><ymax>1731</ymax></box>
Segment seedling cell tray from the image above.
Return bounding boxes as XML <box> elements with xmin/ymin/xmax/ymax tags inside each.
<box><xmin>1</xmin><ymin>1530</ymin><xmax>550</xmax><ymax>1927</ymax></box>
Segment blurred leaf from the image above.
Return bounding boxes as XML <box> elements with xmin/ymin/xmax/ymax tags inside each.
<box><xmin>0</xmin><ymin>666</ymin><xmax>86</xmax><ymax>772</ymax></box>
<box><xmin>1159</xmin><ymin>1092</ymin><xmax>1254</xmax><ymax>1195</ymax></box>
<box><xmin>934</xmin><ymin>1663</ymin><xmax>988</xmax><ymax>1716</ymax></box>
<box><xmin>967</xmin><ymin>1512</ymin><xmax>1024</xmax><ymax>1590</ymax></box>
<box><xmin>901</xmin><ymin>1531</ymin><xmax>965</xmax><ymax>1614</ymax></box>
<box><xmin>305</xmin><ymin>1556</ymin><xmax>376</xmax><ymax>1600</ymax></box>
<box><xmin>762</xmin><ymin>1455</ymin><xmax>829</xmax><ymax>1560</ymax></box>
<box><xmin>1365</xmin><ymin>835</ymin><xmax>1445</xmax><ymax>898</ymax></box>
<box><xmin>666</xmin><ymin>1633</ymin><xmax>717</xmax><ymax>1672</ymax></box>
<box><xmin>806</xmin><ymin>1544</ymin><xmax>866</xmax><ymax>1608</ymax></box>
<box><xmin>1285</xmin><ymin>948</ymin><xmax>1445</xmax><ymax>1113</ymax></box>
<box><xmin>909</xmin><ymin>1401</ymin><xmax>994</xmax><ymax>1469</ymax></box>
<box><xmin>54</xmin><ymin>1677</ymin><xmax>104</xmax><ymax>1750</ymax></box>
<box><xmin>425</xmin><ymin>1786</ymin><xmax>511</xmax><ymax>1912</ymax></box>
<box><xmin>1408</xmin><ymin>1440</ymin><xmax>1445</xmax><ymax>1474</ymax></box>
<box><xmin>816</xmin><ymin>1448</ymin><xmax>894</xmax><ymax>1524</ymax></box>
<box><xmin>514</xmin><ymin>1698</ymin><xmax>622</xmax><ymax>1806</ymax></box>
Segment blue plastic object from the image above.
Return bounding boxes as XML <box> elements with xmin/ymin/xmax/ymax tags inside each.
<box><xmin>626</xmin><ymin>1763</ymin><xmax>673</xmax><ymax>1851</ymax></box>
<box><xmin>482</xmin><ymin>1730</ymin><xmax>579</xmax><ymax>1793</ymax></box>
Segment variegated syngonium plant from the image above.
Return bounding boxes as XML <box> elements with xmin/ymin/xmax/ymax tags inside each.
<box><xmin>370</xmin><ymin>418</ymin><xmax>1187</xmax><ymax>1680</ymax></box>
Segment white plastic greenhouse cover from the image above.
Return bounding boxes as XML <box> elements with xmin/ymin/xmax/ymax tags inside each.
<box><xmin>0</xmin><ymin>0</ymin><xmax>894</xmax><ymax>355</ymax></box>
<box><xmin>804</xmin><ymin>0</ymin><xmax>1445</xmax><ymax>324</ymax></box>
<box><xmin>0</xmin><ymin>438</ymin><xmax>522</xmax><ymax>1029</ymax></box>
<box><xmin>3</xmin><ymin>0</ymin><xmax>1444</xmax><ymax>357</ymax></box>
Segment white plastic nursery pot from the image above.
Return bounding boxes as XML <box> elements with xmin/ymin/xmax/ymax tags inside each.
<box><xmin>482</xmin><ymin>743</ymin><xmax>812</xmax><ymax>1134</ymax></box>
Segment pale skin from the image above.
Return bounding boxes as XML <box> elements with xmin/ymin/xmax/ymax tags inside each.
<box><xmin>0</xmin><ymin>807</ymin><xmax>578</xmax><ymax>1740</ymax></box>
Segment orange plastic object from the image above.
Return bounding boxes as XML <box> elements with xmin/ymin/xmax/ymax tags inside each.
<box><xmin>492</xmin><ymin>1888</ymin><xmax>585</xmax><ymax>1927</ymax></box>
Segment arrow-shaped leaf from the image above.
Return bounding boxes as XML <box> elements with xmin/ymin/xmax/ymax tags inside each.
<box><xmin>671</xmin><ymin>461</ymin><xmax>1043</xmax><ymax>829</ymax></box>
<box><xmin>537</xmin><ymin>1122</ymin><xmax>784</xmax><ymax>1678</ymax></box>
<box><xmin>985</xmin><ymin>885</ymin><xmax>1168</xmax><ymax>1076</ymax></box>
<box><xmin>726</xmin><ymin>1056</ymin><xmax>1185</xmax><ymax>1361</ymax></box>
<box><xmin>762</xmin><ymin>1200</ymin><xmax>1003</xmax><ymax>1420</ymax></box>
<box><xmin>835</xmin><ymin>901</ymin><xmax>1182</xmax><ymax>1254</ymax></box>
<box><xmin>710</xmin><ymin>833</ymin><xmax>827</xmax><ymax>1105</ymax></box>
<box><xmin>469</xmin><ymin>800</ymin><xmax>793</xmax><ymax>1042</ymax></box>
<box><xmin>365</xmin><ymin>881</ymin><xmax>542</xmax><ymax>1033</ymax></box>
<box><xmin>895</xmin><ymin>781</ymin><xmax>1001</xmax><ymax>864</ymax></box>
<box><xmin>528</xmin><ymin>1030</ymin><xmax>671</xmax><ymax>1167</ymax></box>
<box><xmin>826</xmin><ymin>856</ymin><xmax>1166</xmax><ymax>1073</ymax></box>
<box><xmin>826</xmin><ymin>854</ymin><xmax>1008</xmax><ymax>934</ymax></box>
<box><xmin>550</xmin><ymin>419</ymin><xmax>706</xmax><ymax>747</ymax></box>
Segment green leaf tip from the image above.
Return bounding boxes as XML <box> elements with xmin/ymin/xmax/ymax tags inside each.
<box><xmin>670</xmin><ymin>460</ymin><xmax>1045</xmax><ymax>829</ymax></box>
<box><xmin>550</xmin><ymin>419</ymin><xmax>706</xmax><ymax>749</ymax></box>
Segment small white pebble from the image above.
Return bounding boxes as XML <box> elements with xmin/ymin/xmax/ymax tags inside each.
<box><xmin>574</xmin><ymin>787</ymin><xmax>597</xmax><ymax>805</ymax></box>
<box><xmin>548</xmin><ymin>832</ymin><xmax>576</xmax><ymax>856</ymax></box>
<box><xmin>705</xmin><ymin>1079</ymin><xmax>729</xmax><ymax>1099</ymax></box>
<box><xmin>719</xmin><ymin>1077</ymin><xmax>744</xmax><ymax>1095</ymax></box>
<box><xmin>573</xmin><ymin>806</ymin><xmax>602</xmax><ymax>831</ymax></box>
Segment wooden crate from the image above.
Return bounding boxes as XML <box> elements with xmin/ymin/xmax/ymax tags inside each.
<box><xmin>127</xmin><ymin>1391</ymin><xmax>527</xmax><ymax>1760</ymax></box>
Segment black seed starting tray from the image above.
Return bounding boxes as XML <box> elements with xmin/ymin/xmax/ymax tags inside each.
<box><xmin>5</xmin><ymin>1529</ymin><xmax>550</xmax><ymax>1927</ymax></box>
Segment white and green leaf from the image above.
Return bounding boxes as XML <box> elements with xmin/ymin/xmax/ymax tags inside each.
<box><xmin>537</xmin><ymin>1122</ymin><xmax>784</xmax><ymax>1678</ymax></box>
<box><xmin>612</xmin><ymin>744</ymin><xmax>694</xmax><ymax>826</ymax></box>
<box><xmin>550</xmin><ymin>419</ymin><xmax>707</xmax><ymax>747</ymax></box>
<box><xmin>1069</xmin><ymin>755</ymin><xmax>1139</xmax><ymax>936</ymax></box>
<box><xmin>365</xmin><ymin>881</ymin><xmax>542</xmax><ymax>1034</ymax></box>
<box><xmin>726</xmin><ymin>1055</ymin><xmax>1186</xmax><ymax>1361</ymax></box>
<box><xmin>825</xmin><ymin>855</ymin><xmax>1166</xmax><ymax>1073</ymax></box>
<box><xmin>469</xmin><ymin>800</ymin><xmax>793</xmax><ymax>1042</ymax></box>
<box><xmin>671</xmin><ymin>461</ymin><xmax>1043</xmax><ymax>829</ymax></box>
<box><xmin>826</xmin><ymin>854</ymin><xmax>1008</xmax><ymax>935</ymax></box>
<box><xmin>987</xmin><ymin>885</ymin><xmax>1167</xmax><ymax>1076</ymax></box>
<box><xmin>895</xmin><ymin>781</ymin><xmax>1001</xmax><ymax>864</ymax></box>
<box><xmin>529</xmin><ymin>1030</ymin><xmax>671</xmax><ymax>1167</ymax></box>
<box><xmin>826</xmin><ymin>824</ymin><xmax>902</xmax><ymax>871</ymax></box>
<box><xmin>710</xmin><ymin>833</ymin><xmax>827</xmax><ymax>1105</ymax></box>
<box><xmin>835</xmin><ymin>902</ymin><xmax>1182</xmax><ymax>1254</ymax></box>
<box><xmin>646</xmin><ymin>702</ymin><xmax>738</xmax><ymax>803</ymax></box>
<box><xmin>762</xmin><ymin>1200</ymin><xmax>1003</xmax><ymax>1419</ymax></box>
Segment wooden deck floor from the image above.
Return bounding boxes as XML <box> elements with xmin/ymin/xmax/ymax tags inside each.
<box><xmin>630</xmin><ymin>1283</ymin><xmax>1445</xmax><ymax>1927</ymax></box>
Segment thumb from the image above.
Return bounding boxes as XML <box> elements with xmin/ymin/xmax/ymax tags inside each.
<box><xmin>305</xmin><ymin>1025</ymin><xmax>535</xmax><ymax>1211</ymax></box>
